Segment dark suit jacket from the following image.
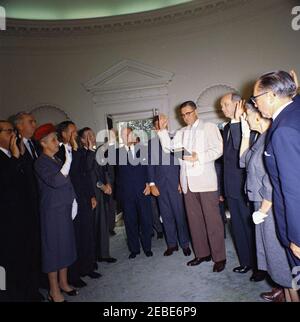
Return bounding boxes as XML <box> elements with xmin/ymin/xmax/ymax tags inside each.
<box><xmin>113</xmin><ymin>144</ymin><xmax>150</xmax><ymax>202</ymax></box>
<box><xmin>265</xmin><ymin>95</ymin><xmax>300</xmax><ymax>248</ymax></box>
<box><xmin>148</xmin><ymin>135</ymin><xmax>180</xmax><ymax>189</ymax></box>
<box><xmin>0</xmin><ymin>151</ymin><xmax>35</xmax><ymax>300</ymax></box>
<box><xmin>56</xmin><ymin>145</ymin><xmax>95</xmax><ymax>201</ymax></box>
<box><xmin>223</xmin><ymin>122</ymin><xmax>247</xmax><ymax>199</ymax></box>
<box><xmin>223</xmin><ymin>123</ymin><xmax>258</xmax><ymax>199</ymax></box>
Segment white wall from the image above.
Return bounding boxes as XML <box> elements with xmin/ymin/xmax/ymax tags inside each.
<box><xmin>0</xmin><ymin>0</ymin><xmax>299</xmax><ymax>132</ymax></box>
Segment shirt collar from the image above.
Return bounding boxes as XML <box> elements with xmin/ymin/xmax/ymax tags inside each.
<box><xmin>0</xmin><ymin>147</ymin><xmax>12</xmax><ymax>158</ymax></box>
<box><xmin>191</xmin><ymin>119</ymin><xmax>200</xmax><ymax>128</ymax></box>
<box><xmin>272</xmin><ymin>100</ymin><xmax>293</xmax><ymax>120</ymax></box>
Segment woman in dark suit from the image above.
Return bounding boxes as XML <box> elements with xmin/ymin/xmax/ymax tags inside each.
<box><xmin>34</xmin><ymin>124</ymin><xmax>78</xmax><ymax>302</ymax></box>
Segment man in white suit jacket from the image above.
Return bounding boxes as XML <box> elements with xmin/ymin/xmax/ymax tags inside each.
<box><xmin>157</xmin><ymin>101</ymin><xmax>226</xmax><ymax>272</ymax></box>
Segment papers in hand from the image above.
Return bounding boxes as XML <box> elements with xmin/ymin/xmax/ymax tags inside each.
<box><xmin>170</xmin><ymin>147</ymin><xmax>192</xmax><ymax>159</ymax></box>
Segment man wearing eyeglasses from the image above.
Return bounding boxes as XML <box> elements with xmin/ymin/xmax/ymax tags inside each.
<box><xmin>156</xmin><ymin>102</ymin><xmax>226</xmax><ymax>272</ymax></box>
<box><xmin>13</xmin><ymin>112</ymin><xmax>44</xmax><ymax>301</ymax></box>
<box><xmin>253</xmin><ymin>71</ymin><xmax>300</xmax><ymax>282</ymax></box>
<box><xmin>0</xmin><ymin>120</ymin><xmax>36</xmax><ymax>301</ymax></box>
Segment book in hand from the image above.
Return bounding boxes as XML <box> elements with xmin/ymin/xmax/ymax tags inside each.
<box><xmin>171</xmin><ymin>147</ymin><xmax>192</xmax><ymax>159</ymax></box>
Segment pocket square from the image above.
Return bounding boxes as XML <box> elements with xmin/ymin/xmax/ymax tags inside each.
<box><xmin>264</xmin><ymin>151</ymin><xmax>271</xmax><ymax>157</ymax></box>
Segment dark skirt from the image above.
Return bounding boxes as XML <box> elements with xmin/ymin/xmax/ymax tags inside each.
<box><xmin>41</xmin><ymin>204</ymin><xmax>77</xmax><ymax>273</ymax></box>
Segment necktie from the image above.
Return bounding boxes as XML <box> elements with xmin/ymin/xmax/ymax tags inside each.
<box><xmin>28</xmin><ymin>139</ymin><xmax>38</xmax><ymax>160</ymax></box>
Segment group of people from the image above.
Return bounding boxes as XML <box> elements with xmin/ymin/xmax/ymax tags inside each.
<box><xmin>0</xmin><ymin>117</ymin><xmax>117</xmax><ymax>302</ymax></box>
<box><xmin>1</xmin><ymin>69</ymin><xmax>300</xmax><ymax>302</ymax></box>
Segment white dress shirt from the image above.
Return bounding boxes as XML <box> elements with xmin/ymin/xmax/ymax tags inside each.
<box><xmin>0</xmin><ymin>147</ymin><xmax>12</xmax><ymax>158</ymax></box>
<box><xmin>23</xmin><ymin>137</ymin><xmax>38</xmax><ymax>159</ymax></box>
<box><xmin>272</xmin><ymin>101</ymin><xmax>293</xmax><ymax>120</ymax></box>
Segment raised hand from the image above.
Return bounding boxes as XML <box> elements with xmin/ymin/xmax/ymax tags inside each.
<box><xmin>9</xmin><ymin>134</ymin><xmax>20</xmax><ymax>159</ymax></box>
<box><xmin>240</xmin><ymin>112</ymin><xmax>251</xmax><ymax>138</ymax></box>
<box><xmin>234</xmin><ymin>100</ymin><xmax>246</xmax><ymax>121</ymax></box>
<box><xmin>70</xmin><ymin>131</ymin><xmax>78</xmax><ymax>151</ymax></box>
<box><xmin>158</xmin><ymin>114</ymin><xmax>168</xmax><ymax>130</ymax></box>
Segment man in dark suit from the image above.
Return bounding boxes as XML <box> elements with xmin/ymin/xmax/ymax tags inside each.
<box><xmin>13</xmin><ymin>112</ymin><xmax>43</xmax><ymax>300</ymax></box>
<box><xmin>56</xmin><ymin>121</ymin><xmax>100</xmax><ymax>288</ymax></box>
<box><xmin>221</xmin><ymin>93</ymin><xmax>261</xmax><ymax>280</ymax></box>
<box><xmin>111</xmin><ymin>127</ymin><xmax>153</xmax><ymax>259</ymax></box>
<box><xmin>148</xmin><ymin>116</ymin><xmax>191</xmax><ymax>256</ymax></box>
<box><xmin>0</xmin><ymin>120</ymin><xmax>37</xmax><ymax>301</ymax></box>
<box><xmin>253</xmin><ymin>71</ymin><xmax>300</xmax><ymax>295</ymax></box>
<box><xmin>78</xmin><ymin>127</ymin><xmax>117</xmax><ymax>264</ymax></box>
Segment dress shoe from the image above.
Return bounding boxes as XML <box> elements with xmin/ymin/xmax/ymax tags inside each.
<box><xmin>98</xmin><ymin>257</ymin><xmax>117</xmax><ymax>263</ymax></box>
<box><xmin>250</xmin><ymin>270</ymin><xmax>267</xmax><ymax>282</ymax></box>
<box><xmin>129</xmin><ymin>252</ymin><xmax>139</xmax><ymax>259</ymax></box>
<box><xmin>182</xmin><ymin>247</ymin><xmax>191</xmax><ymax>257</ymax></box>
<box><xmin>157</xmin><ymin>232</ymin><xmax>164</xmax><ymax>239</ymax></box>
<box><xmin>145</xmin><ymin>251</ymin><xmax>153</xmax><ymax>257</ymax></box>
<box><xmin>47</xmin><ymin>293</ymin><xmax>67</xmax><ymax>303</ymax></box>
<box><xmin>86</xmin><ymin>271</ymin><xmax>102</xmax><ymax>279</ymax></box>
<box><xmin>213</xmin><ymin>260</ymin><xmax>226</xmax><ymax>272</ymax></box>
<box><xmin>232</xmin><ymin>265</ymin><xmax>252</xmax><ymax>273</ymax></box>
<box><xmin>164</xmin><ymin>246</ymin><xmax>178</xmax><ymax>256</ymax></box>
<box><xmin>71</xmin><ymin>278</ymin><xmax>87</xmax><ymax>288</ymax></box>
<box><xmin>187</xmin><ymin>256</ymin><xmax>211</xmax><ymax>266</ymax></box>
<box><xmin>260</xmin><ymin>288</ymin><xmax>285</xmax><ymax>302</ymax></box>
<box><xmin>60</xmin><ymin>288</ymin><xmax>79</xmax><ymax>296</ymax></box>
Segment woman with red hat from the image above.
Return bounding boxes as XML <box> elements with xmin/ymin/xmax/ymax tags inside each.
<box><xmin>34</xmin><ymin>123</ymin><xmax>78</xmax><ymax>302</ymax></box>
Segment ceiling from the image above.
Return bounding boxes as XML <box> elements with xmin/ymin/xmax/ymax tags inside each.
<box><xmin>2</xmin><ymin>0</ymin><xmax>194</xmax><ymax>20</ymax></box>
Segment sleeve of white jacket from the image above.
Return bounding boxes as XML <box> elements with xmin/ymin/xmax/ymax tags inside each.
<box><xmin>60</xmin><ymin>145</ymin><xmax>72</xmax><ymax>176</ymax></box>
<box><xmin>157</xmin><ymin>129</ymin><xmax>183</xmax><ymax>153</ymax></box>
<box><xmin>201</xmin><ymin>123</ymin><xmax>223</xmax><ymax>164</ymax></box>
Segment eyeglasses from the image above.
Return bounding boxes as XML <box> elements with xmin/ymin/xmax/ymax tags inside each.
<box><xmin>181</xmin><ymin>110</ymin><xmax>195</xmax><ymax>118</ymax></box>
<box><xmin>250</xmin><ymin>92</ymin><xmax>269</xmax><ymax>104</ymax></box>
<box><xmin>0</xmin><ymin>128</ymin><xmax>16</xmax><ymax>134</ymax></box>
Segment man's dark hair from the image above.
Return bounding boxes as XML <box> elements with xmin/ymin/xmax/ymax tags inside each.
<box><xmin>78</xmin><ymin>127</ymin><xmax>91</xmax><ymax>139</ymax></box>
<box><xmin>0</xmin><ymin>120</ymin><xmax>11</xmax><ymax>131</ymax></box>
<box><xmin>56</xmin><ymin>120</ymin><xmax>75</xmax><ymax>141</ymax></box>
<box><xmin>257</xmin><ymin>70</ymin><xmax>297</xmax><ymax>98</ymax></box>
<box><xmin>152</xmin><ymin>115</ymin><xmax>159</xmax><ymax>126</ymax></box>
<box><xmin>179</xmin><ymin>101</ymin><xmax>197</xmax><ymax>110</ymax></box>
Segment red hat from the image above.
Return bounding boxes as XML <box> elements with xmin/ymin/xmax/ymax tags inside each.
<box><xmin>34</xmin><ymin>123</ymin><xmax>56</xmax><ymax>141</ymax></box>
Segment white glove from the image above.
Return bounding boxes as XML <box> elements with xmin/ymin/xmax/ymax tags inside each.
<box><xmin>241</xmin><ymin>113</ymin><xmax>250</xmax><ymax>138</ymax></box>
<box><xmin>60</xmin><ymin>144</ymin><xmax>72</xmax><ymax>176</ymax></box>
<box><xmin>71</xmin><ymin>199</ymin><xmax>78</xmax><ymax>220</ymax></box>
<box><xmin>252</xmin><ymin>211</ymin><xmax>268</xmax><ymax>225</ymax></box>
